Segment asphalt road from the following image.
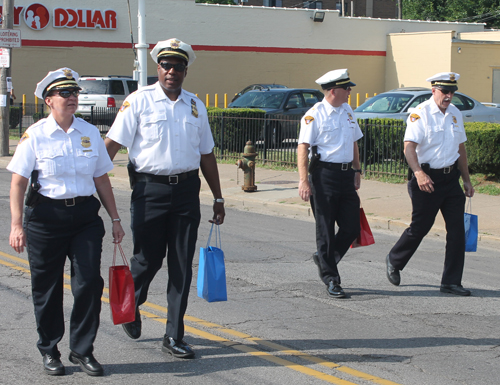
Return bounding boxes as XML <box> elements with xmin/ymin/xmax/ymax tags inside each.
<box><xmin>0</xmin><ymin>167</ymin><xmax>499</xmax><ymax>385</ymax></box>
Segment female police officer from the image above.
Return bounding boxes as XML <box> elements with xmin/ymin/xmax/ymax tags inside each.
<box><xmin>8</xmin><ymin>68</ymin><xmax>125</xmax><ymax>376</ymax></box>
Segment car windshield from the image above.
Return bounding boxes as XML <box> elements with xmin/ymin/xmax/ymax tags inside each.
<box><xmin>78</xmin><ymin>80</ymin><xmax>125</xmax><ymax>95</ymax></box>
<box><xmin>355</xmin><ymin>93</ymin><xmax>413</xmax><ymax>113</ymax></box>
<box><xmin>230</xmin><ymin>91</ymin><xmax>285</xmax><ymax>109</ymax></box>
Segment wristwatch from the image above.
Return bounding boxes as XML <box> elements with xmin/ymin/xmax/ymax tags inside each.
<box><xmin>213</xmin><ymin>198</ymin><xmax>225</xmax><ymax>204</ymax></box>
<box><xmin>353</xmin><ymin>169</ymin><xmax>362</xmax><ymax>174</ymax></box>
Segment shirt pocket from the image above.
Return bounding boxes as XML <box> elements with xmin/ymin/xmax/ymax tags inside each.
<box><xmin>140</xmin><ymin>113</ymin><xmax>165</xmax><ymax>143</ymax></box>
<box><xmin>428</xmin><ymin>125</ymin><xmax>444</xmax><ymax>142</ymax></box>
<box><xmin>75</xmin><ymin>148</ymin><xmax>99</xmax><ymax>175</ymax></box>
<box><xmin>319</xmin><ymin>123</ymin><xmax>340</xmax><ymax>144</ymax></box>
<box><xmin>185</xmin><ymin>117</ymin><xmax>201</xmax><ymax>148</ymax></box>
<box><xmin>36</xmin><ymin>148</ymin><xmax>64</xmax><ymax>176</ymax></box>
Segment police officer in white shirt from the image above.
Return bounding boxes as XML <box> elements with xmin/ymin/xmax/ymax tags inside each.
<box><xmin>385</xmin><ymin>72</ymin><xmax>475</xmax><ymax>296</ymax></box>
<box><xmin>8</xmin><ymin>68</ymin><xmax>125</xmax><ymax>376</ymax></box>
<box><xmin>298</xmin><ymin>69</ymin><xmax>363</xmax><ymax>299</ymax></box>
<box><xmin>105</xmin><ymin>38</ymin><xmax>225</xmax><ymax>358</ymax></box>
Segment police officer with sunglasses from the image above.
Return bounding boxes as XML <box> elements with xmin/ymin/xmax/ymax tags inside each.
<box><xmin>7</xmin><ymin>68</ymin><xmax>125</xmax><ymax>376</ymax></box>
<box><xmin>105</xmin><ymin>38</ymin><xmax>225</xmax><ymax>359</ymax></box>
<box><xmin>385</xmin><ymin>72</ymin><xmax>475</xmax><ymax>296</ymax></box>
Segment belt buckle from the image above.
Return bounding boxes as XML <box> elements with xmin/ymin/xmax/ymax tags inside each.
<box><xmin>341</xmin><ymin>163</ymin><xmax>349</xmax><ymax>171</ymax></box>
<box><xmin>65</xmin><ymin>198</ymin><xmax>76</xmax><ymax>207</ymax></box>
<box><xmin>443</xmin><ymin>166</ymin><xmax>451</xmax><ymax>174</ymax></box>
<box><xmin>168</xmin><ymin>175</ymin><xmax>178</xmax><ymax>185</ymax></box>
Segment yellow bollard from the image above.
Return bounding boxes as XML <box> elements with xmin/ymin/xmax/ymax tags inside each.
<box><xmin>365</xmin><ymin>93</ymin><xmax>369</xmax><ymax>102</ymax></box>
<box><xmin>215</xmin><ymin>94</ymin><xmax>218</xmax><ymax>109</ymax></box>
<box><xmin>356</xmin><ymin>93</ymin><xmax>360</xmax><ymax>108</ymax></box>
<box><xmin>224</xmin><ymin>94</ymin><xmax>227</xmax><ymax>108</ymax></box>
<box><xmin>348</xmin><ymin>95</ymin><xmax>351</xmax><ymax>107</ymax></box>
<box><xmin>35</xmin><ymin>96</ymin><xmax>38</xmax><ymax>114</ymax></box>
<box><xmin>374</xmin><ymin>93</ymin><xmax>377</xmax><ymax>96</ymax></box>
<box><xmin>22</xmin><ymin>94</ymin><xmax>26</xmax><ymax>115</ymax></box>
<box><xmin>205</xmin><ymin>94</ymin><xmax>209</xmax><ymax>108</ymax></box>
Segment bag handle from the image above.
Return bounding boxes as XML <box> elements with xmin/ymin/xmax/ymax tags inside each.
<box><xmin>113</xmin><ymin>243</ymin><xmax>129</xmax><ymax>267</ymax></box>
<box><xmin>206</xmin><ymin>223</ymin><xmax>222</xmax><ymax>249</ymax></box>
<box><xmin>466</xmin><ymin>196</ymin><xmax>472</xmax><ymax>214</ymax></box>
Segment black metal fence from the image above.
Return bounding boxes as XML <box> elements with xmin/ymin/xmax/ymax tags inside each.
<box><xmin>9</xmin><ymin>105</ymin><xmax>409</xmax><ymax>177</ymax></box>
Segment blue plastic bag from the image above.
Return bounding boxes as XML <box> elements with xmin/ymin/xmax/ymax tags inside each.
<box><xmin>464</xmin><ymin>198</ymin><xmax>478</xmax><ymax>252</ymax></box>
<box><xmin>197</xmin><ymin>224</ymin><xmax>227</xmax><ymax>302</ymax></box>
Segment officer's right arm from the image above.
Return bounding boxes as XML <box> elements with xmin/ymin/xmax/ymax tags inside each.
<box><xmin>9</xmin><ymin>173</ymin><xmax>29</xmax><ymax>253</ymax></box>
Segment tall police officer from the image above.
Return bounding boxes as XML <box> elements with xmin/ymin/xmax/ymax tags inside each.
<box><xmin>105</xmin><ymin>38</ymin><xmax>225</xmax><ymax>358</ymax></box>
<box><xmin>385</xmin><ymin>72</ymin><xmax>475</xmax><ymax>296</ymax></box>
<box><xmin>8</xmin><ymin>68</ymin><xmax>125</xmax><ymax>376</ymax></box>
<box><xmin>298</xmin><ymin>69</ymin><xmax>363</xmax><ymax>299</ymax></box>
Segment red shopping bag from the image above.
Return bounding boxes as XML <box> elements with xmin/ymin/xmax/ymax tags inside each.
<box><xmin>109</xmin><ymin>244</ymin><xmax>136</xmax><ymax>325</ymax></box>
<box><xmin>351</xmin><ymin>207</ymin><xmax>375</xmax><ymax>248</ymax></box>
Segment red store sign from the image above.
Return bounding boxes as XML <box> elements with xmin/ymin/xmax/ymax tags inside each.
<box><xmin>0</xmin><ymin>3</ymin><xmax>117</xmax><ymax>30</ymax></box>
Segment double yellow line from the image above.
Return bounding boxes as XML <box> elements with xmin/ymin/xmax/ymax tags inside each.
<box><xmin>0</xmin><ymin>251</ymin><xmax>401</xmax><ymax>385</ymax></box>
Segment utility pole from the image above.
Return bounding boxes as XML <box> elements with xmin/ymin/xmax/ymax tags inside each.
<box><xmin>0</xmin><ymin>0</ymin><xmax>13</xmax><ymax>156</ymax></box>
<box><xmin>136</xmin><ymin>0</ymin><xmax>147</xmax><ymax>88</ymax></box>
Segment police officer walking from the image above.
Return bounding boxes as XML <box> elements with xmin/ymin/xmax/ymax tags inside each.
<box><xmin>8</xmin><ymin>68</ymin><xmax>125</xmax><ymax>376</ymax></box>
<box><xmin>298</xmin><ymin>69</ymin><xmax>363</xmax><ymax>299</ymax></box>
<box><xmin>105</xmin><ymin>38</ymin><xmax>225</xmax><ymax>358</ymax></box>
<box><xmin>385</xmin><ymin>72</ymin><xmax>475</xmax><ymax>296</ymax></box>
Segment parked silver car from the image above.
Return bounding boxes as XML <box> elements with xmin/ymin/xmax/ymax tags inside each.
<box><xmin>354</xmin><ymin>87</ymin><xmax>500</xmax><ymax>122</ymax></box>
<box><xmin>76</xmin><ymin>76</ymin><xmax>138</xmax><ymax>125</ymax></box>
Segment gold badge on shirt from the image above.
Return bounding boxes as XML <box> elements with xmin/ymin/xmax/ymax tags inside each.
<box><xmin>81</xmin><ymin>136</ymin><xmax>91</xmax><ymax>148</ymax></box>
<box><xmin>119</xmin><ymin>101</ymin><xmax>130</xmax><ymax>113</ymax></box>
<box><xmin>19</xmin><ymin>132</ymin><xmax>29</xmax><ymax>144</ymax></box>
<box><xmin>347</xmin><ymin>113</ymin><xmax>354</xmax><ymax>122</ymax></box>
<box><xmin>304</xmin><ymin>116</ymin><xmax>314</xmax><ymax>125</ymax></box>
<box><xmin>410</xmin><ymin>113</ymin><xmax>420</xmax><ymax>122</ymax></box>
<box><xmin>452</xmin><ymin>116</ymin><xmax>457</xmax><ymax>124</ymax></box>
<box><xmin>191</xmin><ymin>99</ymin><xmax>198</xmax><ymax>118</ymax></box>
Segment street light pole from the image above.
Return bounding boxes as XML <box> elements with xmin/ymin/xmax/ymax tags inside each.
<box><xmin>0</xmin><ymin>0</ymin><xmax>13</xmax><ymax>157</ymax></box>
<box><xmin>136</xmin><ymin>0</ymin><xmax>147</xmax><ymax>88</ymax></box>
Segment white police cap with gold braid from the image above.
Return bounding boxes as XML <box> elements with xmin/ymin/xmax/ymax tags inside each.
<box><xmin>315</xmin><ymin>68</ymin><xmax>356</xmax><ymax>90</ymax></box>
<box><xmin>426</xmin><ymin>72</ymin><xmax>460</xmax><ymax>92</ymax></box>
<box><xmin>34</xmin><ymin>67</ymin><xmax>80</xmax><ymax>99</ymax></box>
<box><xmin>150</xmin><ymin>38</ymin><xmax>196</xmax><ymax>67</ymax></box>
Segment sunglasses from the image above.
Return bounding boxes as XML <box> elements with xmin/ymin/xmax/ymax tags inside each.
<box><xmin>160</xmin><ymin>62</ymin><xmax>187</xmax><ymax>72</ymax></box>
<box><xmin>438</xmin><ymin>88</ymin><xmax>455</xmax><ymax>95</ymax></box>
<box><xmin>56</xmin><ymin>89</ymin><xmax>80</xmax><ymax>98</ymax></box>
<box><xmin>333</xmin><ymin>86</ymin><xmax>351</xmax><ymax>91</ymax></box>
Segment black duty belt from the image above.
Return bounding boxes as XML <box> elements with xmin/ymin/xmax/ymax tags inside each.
<box><xmin>134</xmin><ymin>169</ymin><xmax>199</xmax><ymax>185</ymax></box>
<box><xmin>429</xmin><ymin>164</ymin><xmax>456</xmax><ymax>175</ymax></box>
<box><xmin>36</xmin><ymin>194</ymin><xmax>92</xmax><ymax>207</ymax></box>
<box><xmin>318</xmin><ymin>161</ymin><xmax>352</xmax><ymax>171</ymax></box>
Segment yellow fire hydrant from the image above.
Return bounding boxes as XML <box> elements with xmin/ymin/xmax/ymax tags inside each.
<box><xmin>236</xmin><ymin>141</ymin><xmax>257</xmax><ymax>192</ymax></box>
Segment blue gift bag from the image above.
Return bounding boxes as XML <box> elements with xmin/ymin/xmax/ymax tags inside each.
<box><xmin>464</xmin><ymin>198</ymin><xmax>478</xmax><ymax>252</ymax></box>
<box><xmin>197</xmin><ymin>224</ymin><xmax>227</xmax><ymax>302</ymax></box>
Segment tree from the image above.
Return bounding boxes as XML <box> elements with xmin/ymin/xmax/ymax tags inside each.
<box><xmin>402</xmin><ymin>0</ymin><xmax>500</xmax><ymax>29</ymax></box>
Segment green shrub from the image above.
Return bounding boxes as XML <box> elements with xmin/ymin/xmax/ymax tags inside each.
<box><xmin>33</xmin><ymin>112</ymin><xmax>44</xmax><ymax>123</ymax></box>
<box><xmin>9</xmin><ymin>106</ymin><xmax>21</xmax><ymax>129</ymax></box>
<box><xmin>357</xmin><ymin>118</ymin><xmax>406</xmax><ymax>165</ymax></box>
<box><xmin>464</xmin><ymin>122</ymin><xmax>500</xmax><ymax>176</ymax></box>
<box><xmin>208</xmin><ymin>107</ymin><xmax>266</xmax><ymax>152</ymax></box>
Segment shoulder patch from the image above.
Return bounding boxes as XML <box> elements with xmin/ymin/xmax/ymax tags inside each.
<box><xmin>304</xmin><ymin>116</ymin><xmax>314</xmax><ymax>125</ymax></box>
<box><xmin>410</xmin><ymin>113</ymin><xmax>421</xmax><ymax>122</ymax></box>
<box><xmin>119</xmin><ymin>101</ymin><xmax>130</xmax><ymax>112</ymax></box>
<box><xmin>19</xmin><ymin>132</ymin><xmax>29</xmax><ymax>144</ymax></box>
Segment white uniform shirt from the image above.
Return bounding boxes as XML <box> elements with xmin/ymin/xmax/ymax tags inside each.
<box><xmin>7</xmin><ymin>115</ymin><xmax>113</xmax><ymax>199</ymax></box>
<box><xmin>404</xmin><ymin>97</ymin><xmax>466</xmax><ymax>169</ymax></box>
<box><xmin>298</xmin><ymin>99</ymin><xmax>363</xmax><ymax>163</ymax></box>
<box><xmin>106</xmin><ymin>83</ymin><xmax>214</xmax><ymax>175</ymax></box>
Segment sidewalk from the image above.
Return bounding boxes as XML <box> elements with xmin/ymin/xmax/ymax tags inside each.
<box><xmin>3</xmin><ymin>139</ymin><xmax>500</xmax><ymax>243</ymax></box>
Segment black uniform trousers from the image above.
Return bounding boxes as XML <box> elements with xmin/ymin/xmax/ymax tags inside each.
<box><xmin>311</xmin><ymin>166</ymin><xmax>360</xmax><ymax>285</ymax></box>
<box><xmin>24</xmin><ymin>196</ymin><xmax>105</xmax><ymax>358</ymax></box>
<box><xmin>130</xmin><ymin>175</ymin><xmax>201</xmax><ymax>342</ymax></box>
<box><xmin>388</xmin><ymin>169</ymin><xmax>466</xmax><ymax>285</ymax></box>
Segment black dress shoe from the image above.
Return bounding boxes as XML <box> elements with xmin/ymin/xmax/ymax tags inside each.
<box><xmin>386</xmin><ymin>254</ymin><xmax>400</xmax><ymax>286</ymax></box>
<box><xmin>122</xmin><ymin>308</ymin><xmax>141</xmax><ymax>339</ymax></box>
<box><xmin>440</xmin><ymin>284</ymin><xmax>471</xmax><ymax>296</ymax></box>
<box><xmin>312</xmin><ymin>252</ymin><xmax>322</xmax><ymax>279</ymax></box>
<box><xmin>162</xmin><ymin>335</ymin><xmax>195</xmax><ymax>358</ymax></box>
<box><xmin>69</xmin><ymin>351</ymin><xmax>103</xmax><ymax>376</ymax></box>
<box><xmin>326</xmin><ymin>281</ymin><xmax>346</xmax><ymax>299</ymax></box>
<box><xmin>43</xmin><ymin>354</ymin><xmax>65</xmax><ymax>376</ymax></box>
